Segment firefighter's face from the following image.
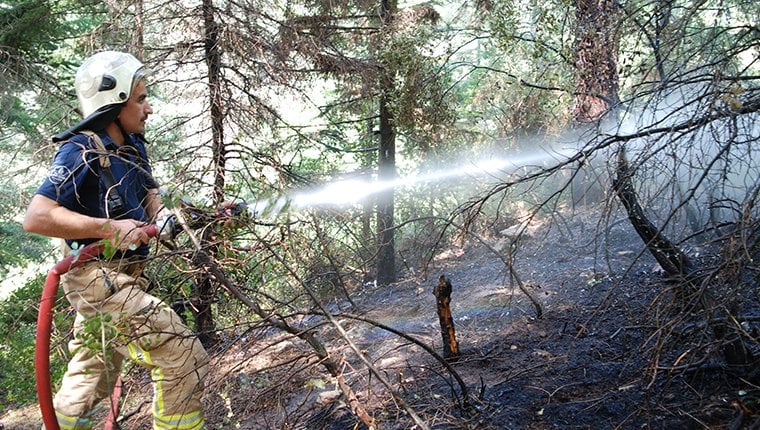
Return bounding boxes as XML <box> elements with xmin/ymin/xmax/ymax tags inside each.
<box><xmin>118</xmin><ymin>79</ymin><xmax>153</xmax><ymax>135</ymax></box>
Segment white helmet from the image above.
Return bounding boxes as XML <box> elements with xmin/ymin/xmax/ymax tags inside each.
<box><xmin>75</xmin><ymin>51</ymin><xmax>147</xmax><ymax>118</ymax></box>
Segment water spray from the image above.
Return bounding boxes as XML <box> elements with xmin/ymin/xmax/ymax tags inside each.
<box><xmin>248</xmin><ymin>146</ymin><xmax>575</xmax><ymax>217</ymax></box>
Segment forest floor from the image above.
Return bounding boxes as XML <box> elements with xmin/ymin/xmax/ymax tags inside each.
<box><xmin>2</xmin><ymin>210</ymin><xmax>759</xmax><ymax>429</ymax></box>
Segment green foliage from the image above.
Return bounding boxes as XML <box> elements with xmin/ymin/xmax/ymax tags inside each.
<box><xmin>101</xmin><ymin>236</ymin><xmax>118</xmax><ymax>260</ymax></box>
<box><xmin>0</xmin><ymin>178</ymin><xmax>24</xmax><ymax>217</ymax></box>
<box><xmin>1</xmin><ymin>96</ymin><xmax>38</xmax><ymax>136</ymax></box>
<box><xmin>474</xmin><ymin>0</ymin><xmax>574</xmax><ymax>135</ymax></box>
<box><xmin>77</xmin><ymin>312</ymin><xmax>121</xmax><ymax>362</ymax></box>
<box><xmin>377</xmin><ymin>32</ymin><xmax>456</xmax><ymax>144</ymax></box>
<box><xmin>0</xmin><ymin>274</ymin><xmax>69</xmax><ymax>407</ymax></box>
<box><xmin>0</xmin><ymin>0</ymin><xmax>105</xmax><ymax>59</ymax></box>
<box><xmin>0</xmin><ymin>0</ymin><xmax>56</xmax><ymax>57</ymax></box>
<box><xmin>0</xmin><ymin>0</ymin><xmax>107</xmax><ymax>143</ymax></box>
<box><xmin>0</xmin><ymin>223</ymin><xmax>50</xmax><ymax>276</ymax></box>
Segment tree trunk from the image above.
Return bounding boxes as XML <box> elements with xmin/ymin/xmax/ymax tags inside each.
<box><xmin>132</xmin><ymin>0</ymin><xmax>144</xmax><ymax>60</ymax></box>
<box><xmin>652</xmin><ymin>0</ymin><xmax>673</xmax><ymax>83</ymax></box>
<box><xmin>376</xmin><ymin>90</ymin><xmax>396</xmax><ymax>286</ymax></box>
<box><xmin>572</xmin><ymin>0</ymin><xmax>621</xmax><ymax>123</ymax></box>
<box><xmin>192</xmin><ymin>228</ymin><xmax>221</xmax><ymax>348</ymax></box>
<box><xmin>375</xmin><ymin>0</ymin><xmax>397</xmax><ymax>286</ymax></box>
<box><xmin>191</xmin><ymin>0</ymin><xmax>224</xmax><ymax>346</ymax></box>
<box><xmin>614</xmin><ymin>147</ymin><xmax>753</xmax><ymax>366</ymax></box>
<box><xmin>203</xmin><ymin>0</ymin><xmax>226</xmax><ymax>205</ymax></box>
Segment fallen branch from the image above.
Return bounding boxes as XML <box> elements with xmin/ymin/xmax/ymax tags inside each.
<box><xmin>321</xmin><ymin>311</ymin><xmax>472</xmax><ymax>410</ymax></box>
<box><xmin>202</xmin><ymin>250</ymin><xmax>377</xmax><ymax>427</ymax></box>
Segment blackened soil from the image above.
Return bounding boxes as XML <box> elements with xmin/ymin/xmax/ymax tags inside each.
<box><xmin>202</xmin><ymin>215</ymin><xmax>760</xmax><ymax>429</ymax></box>
<box><xmin>306</xmin><ymin>216</ymin><xmax>760</xmax><ymax>430</ymax></box>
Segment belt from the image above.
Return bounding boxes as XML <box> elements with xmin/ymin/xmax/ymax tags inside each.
<box><xmin>98</xmin><ymin>258</ymin><xmax>147</xmax><ymax>277</ymax></box>
<box><xmin>62</xmin><ymin>241</ymin><xmax>148</xmax><ymax>277</ymax></box>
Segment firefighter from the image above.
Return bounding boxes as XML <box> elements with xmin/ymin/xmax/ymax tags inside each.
<box><xmin>23</xmin><ymin>51</ymin><xmax>208</xmax><ymax>429</ymax></box>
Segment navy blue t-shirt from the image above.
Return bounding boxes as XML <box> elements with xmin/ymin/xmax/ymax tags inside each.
<box><xmin>36</xmin><ymin>132</ymin><xmax>158</xmax><ymax>257</ymax></box>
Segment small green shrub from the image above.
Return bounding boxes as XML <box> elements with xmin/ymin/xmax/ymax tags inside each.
<box><xmin>0</xmin><ymin>274</ymin><xmax>70</xmax><ymax>409</ymax></box>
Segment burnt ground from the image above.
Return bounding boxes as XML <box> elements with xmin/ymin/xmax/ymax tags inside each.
<box><xmin>204</xmin><ymin>213</ymin><xmax>760</xmax><ymax>429</ymax></box>
<box><xmin>2</xmin><ymin>212</ymin><xmax>759</xmax><ymax>429</ymax></box>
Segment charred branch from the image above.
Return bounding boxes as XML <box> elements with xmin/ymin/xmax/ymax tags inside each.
<box><xmin>433</xmin><ymin>275</ymin><xmax>460</xmax><ymax>360</ymax></box>
<box><xmin>612</xmin><ymin>147</ymin><xmax>697</xmax><ymax>279</ymax></box>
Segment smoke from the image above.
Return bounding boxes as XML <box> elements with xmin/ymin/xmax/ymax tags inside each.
<box><xmin>606</xmin><ymin>81</ymin><xmax>760</xmax><ymax>237</ymax></box>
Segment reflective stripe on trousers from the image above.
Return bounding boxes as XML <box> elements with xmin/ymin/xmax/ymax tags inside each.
<box><xmin>52</xmin><ymin>410</ymin><xmax>93</xmax><ymax>429</ymax></box>
<box><xmin>125</xmin><ymin>343</ymin><xmax>206</xmax><ymax>430</ymax></box>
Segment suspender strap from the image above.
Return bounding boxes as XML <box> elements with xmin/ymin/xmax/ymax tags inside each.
<box><xmin>79</xmin><ymin>130</ymin><xmax>127</xmax><ymax>218</ymax></box>
<box><xmin>80</xmin><ymin>129</ymin><xmax>111</xmax><ymax>169</ymax></box>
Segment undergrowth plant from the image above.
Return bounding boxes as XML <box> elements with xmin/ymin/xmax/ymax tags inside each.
<box><xmin>0</xmin><ymin>274</ymin><xmax>70</xmax><ymax>408</ymax></box>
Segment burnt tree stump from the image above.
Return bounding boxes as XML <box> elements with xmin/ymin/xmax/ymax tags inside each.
<box><xmin>433</xmin><ymin>275</ymin><xmax>460</xmax><ymax>360</ymax></box>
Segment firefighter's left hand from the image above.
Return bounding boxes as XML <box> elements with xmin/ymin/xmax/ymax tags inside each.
<box><xmin>156</xmin><ymin>214</ymin><xmax>179</xmax><ymax>240</ymax></box>
<box><xmin>217</xmin><ymin>201</ymin><xmax>248</xmax><ymax>228</ymax></box>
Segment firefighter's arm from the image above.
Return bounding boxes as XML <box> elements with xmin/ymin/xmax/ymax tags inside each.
<box><xmin>23</xmin><ymin>194</ymin><xmax>149</xmax><ymax>249</ymax></box>
<box><xmin>144</xmin><ymin>187</ymin><xmax>169</xmax><ymax>220</ymax></box>
<box><xmin>144</xmin><ymin>188</ymin><xmax>181</xmax><ymax>240</ymax></box>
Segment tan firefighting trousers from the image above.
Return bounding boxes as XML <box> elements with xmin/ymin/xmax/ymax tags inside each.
<box><xmin>48</xmin><ymin>259</ymin><xmax>208</xmax><ymax>430</ymax></box>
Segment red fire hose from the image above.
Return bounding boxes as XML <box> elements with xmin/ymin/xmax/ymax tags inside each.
<box><xmin>36</xmin><ymin>224</ymin><xmax>158</xmax><ymax>430</ymax></box>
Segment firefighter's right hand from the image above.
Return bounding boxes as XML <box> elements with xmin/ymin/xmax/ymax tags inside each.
<box><xmin>107</xmin><ymin>219</ymin><xmax>151</xmax><ymax>250</ymax></box>
<box><xmin>156</xmin><ymin>214</ymin><xmax>179</xmax><ymax>241</ymax></box>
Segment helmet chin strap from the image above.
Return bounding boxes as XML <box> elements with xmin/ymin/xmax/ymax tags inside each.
<box><xmin>114</xmin><ymin>114</ymin><xmax>149</xmax><ymax>145</ymax></box>
<box><xmin>113</xmin><ymin>118</ymin><xmax>129</xmax><ymax>142</ymax></box>
<box><xmin>114</xmin><ymin>117</ymin><xmax>132</xmax><ymax>145</ymax></box>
